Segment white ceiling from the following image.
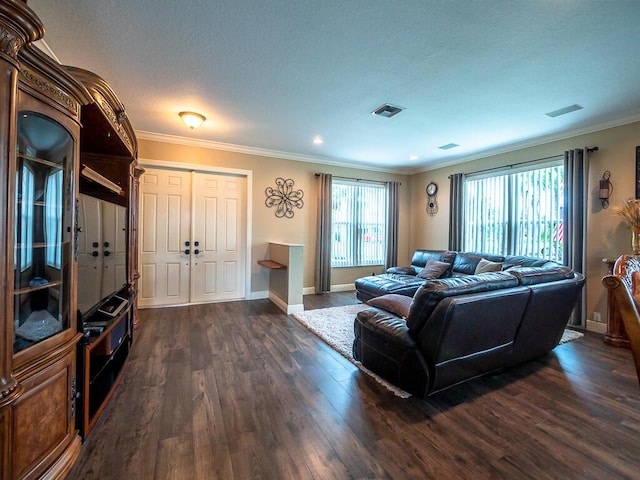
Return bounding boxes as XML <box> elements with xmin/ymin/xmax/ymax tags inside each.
<box><xmin>27</xmin><ymin>0</ymin><xmax>640</xmax><ymax>173</ymax></box>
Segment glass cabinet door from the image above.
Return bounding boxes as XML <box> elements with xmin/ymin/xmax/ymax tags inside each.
<box><xmin>13</xmin><ymin>112</ymin><xmax>74</xmax><ymax>354</ymax></box>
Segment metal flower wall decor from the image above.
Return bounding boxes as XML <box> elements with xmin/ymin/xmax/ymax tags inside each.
<box><xmin>265</xmin><ymin>178</ymin><xmax>304</xmax><ymax>218</ymax></box>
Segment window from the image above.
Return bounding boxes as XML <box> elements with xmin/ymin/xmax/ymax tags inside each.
<box><xmin>463</xmin><ymin>162</ymin><xmax>564</xmax><ymax>262</ymax></box>
<box><xmin>45</xmin><ymin>169</ymin><xmax>63</xmax><ymax>268</ymax></box>
<box><xmin>331</xmin><ymin>180</ymin><xmax>386</xmax><ymax>267</ymax></box>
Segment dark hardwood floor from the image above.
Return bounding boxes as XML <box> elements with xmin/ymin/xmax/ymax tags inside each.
<box><xmin>69</xmin><ymin>292</ymin><xmax>640</xmax><ymax>479</ymax></box>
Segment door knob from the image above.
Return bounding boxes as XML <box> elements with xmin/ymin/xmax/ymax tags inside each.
<box><xmin>185</xmin><ymin>241</ymin><xmax>190</xmax><ymax>246</ymax></box>
<box><xmin>184</xmin><ymin>249</ymin><xmax>190</xmax><ymax>255</ymax></box>
<box><xmin>91</xmin><ymin>251</ymin><xmax>99</xmax><ymax>257</ymax></box>
<box><xmin>194</xmin><ymin>241</ymin><xmax>199</xmax><ymax>246</ymax></box>
<box><xmin>194</xmin><ymin>249</ymin><xmax>200</xmax><ymax>255</ymax></box>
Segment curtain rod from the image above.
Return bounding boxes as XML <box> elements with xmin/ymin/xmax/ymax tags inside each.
<box><xmin>465</xmin><ymin>154</ymin><xmax>562</xmax><ymax>176</ymax></box>
<box><xmin>458</xmin><ymin>146</ymin><xmax>599</xmax><ymax>177</ymax></box>
<box><xmin>314</xmin><ymin>173</ymin><xmax>400</xmax><ymax>185</ymax></box>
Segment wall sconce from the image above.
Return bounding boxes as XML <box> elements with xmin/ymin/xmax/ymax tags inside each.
<box><xmin>179</xmin><ymin>111</ymin><xmax>206</xmax><ymax>130</ymax></box>
<box><xmin>599</xmin><ymin>170</ymin><xmax>612</xmax><ymax>208</ymax></box>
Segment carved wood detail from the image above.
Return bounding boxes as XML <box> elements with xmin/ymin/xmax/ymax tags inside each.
<box><xmin>93</xmin><ymin>91</ymin><xmax>133</xmax><ymax>151</ymax></box>
<box><xmin>19</xmin><ymin>66</ymin><xmax>81</xmax><ymax>117</ymax></box>
<box><xmin>0</xmin><ymin>26</ymin><xmax>21</xmax><ymax>61</ymax></box>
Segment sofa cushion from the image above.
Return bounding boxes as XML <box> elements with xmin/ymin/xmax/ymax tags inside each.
<box><xmin>503</xmin><ymin>255</ymin><xmax>558</xmax><ymax>269</ymax></box>
<box><xmin>417</xmin><ymin>259</ymin><xmax>451</xmax><ymax>279</ymax></box>
<box><xmin>405</xmin><ymin>271</ymin><xmax>519</xmax><ymax>333</ymax></box>
<box><xmin>355</xmin><ymin>274</ymin><xmax>425</xmax><ymax>302</ymax></box>
<box><xmin>475</xmin><ymin>258</ymin><xmax>503</xmax><ymax>274</ymax></box>
<box><xmin>507</xmin><ymin>266</ymin><xmax>574</xmax><ymax>285</ymax></box>
<box><xmin>452</xmin><ymin>252</ymin><xmax>505</xmax><ymax>275</ymax></box>
<box><xmin>410</xmin><ymin>250</ymin><xmax>457</xmax><ymax>270</ymax></box>
<box><xmin>386</xmin><ymin>266</ymin><xmax>417</xmax><ymax>275</ymax></box>
<box><xmin>367</xmin><ymin>293</ymin><xmax>413</xmax><ymax>318</ymax></box>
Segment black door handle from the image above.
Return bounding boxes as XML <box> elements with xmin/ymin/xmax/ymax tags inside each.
<box><xmin>184</xmin><ymin>249</ymin><xmax>190</xmax><ymax>255</ymax></box>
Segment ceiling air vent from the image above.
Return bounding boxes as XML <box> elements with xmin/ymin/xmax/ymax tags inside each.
<box><xmin>438</xmin><ymin>143</ymin><xmax>460</xmax><ymax>150</ymax></box>
<box><xmin>372</xmin><ymin>103</ymin><xmax>404</xmax><ymax>118</ymax></box>
<box><xmin>545</xmin><ymin>104</ymin><xmax>583</xmax><ymax>118</ymax></box>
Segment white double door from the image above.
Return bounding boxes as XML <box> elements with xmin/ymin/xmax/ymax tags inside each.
<box><xmin>138</xmin><ymin>167</ymin><xmax>246</xmax><ymax>308</ymax></box>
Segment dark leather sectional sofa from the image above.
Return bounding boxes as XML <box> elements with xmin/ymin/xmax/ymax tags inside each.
<box><xmin>352</xmin><ymin>249</ymin><xmax>585</xmax><ymax>397</ymax></box>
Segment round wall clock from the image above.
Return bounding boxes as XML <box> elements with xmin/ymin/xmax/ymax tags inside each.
<box><xmin>426</xmin><ymin>182</ymin><xmax>438</xmax><ymax>215</ymax></box>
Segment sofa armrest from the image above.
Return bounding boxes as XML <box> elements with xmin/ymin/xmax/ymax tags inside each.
<box><xmin>353</xmin><ymin>307</ymin><xmax>430</xmax><ymax>396</ymax></box>
<box><xmin>386</xmin><ymin>266</ymin><xmax>416</xmax><ymax>275</ymax></box>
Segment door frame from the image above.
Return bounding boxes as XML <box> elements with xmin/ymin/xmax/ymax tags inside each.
<box><xmin>138</xmin><ymin>158</ymin><xmax>253</xmax><ymax>302</ymax></box>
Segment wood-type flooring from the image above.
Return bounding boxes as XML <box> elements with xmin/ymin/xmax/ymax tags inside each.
<box><xmin>69</xmin><ymin>292</ymin><xmax>640</xmax><ymax>479</ymax></box>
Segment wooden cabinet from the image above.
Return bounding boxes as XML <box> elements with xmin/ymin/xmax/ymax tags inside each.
<box><xmin>0</xmin><ymin>4</ymin><xmax>89</xmax><ymax>476</ymax></box>
<box><xmin>0</xmin><ymin>2</ymin><xmax>137</xmax><ymax>478</ymax></box>
<box><xmin>77</xmin><ymin>296</ymin><xmax>133</xmax><ymax>438</ymax></box>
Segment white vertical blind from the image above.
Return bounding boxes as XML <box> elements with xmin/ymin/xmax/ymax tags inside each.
<box><xmin>463</xmin><ymin>163</ymin><xmax>564</xmax><ymax>262</ymax></box>
<box><xmin>332</xmin><ymin>180</ymin><xmax>386</xmax><ymax>267</ymax></box>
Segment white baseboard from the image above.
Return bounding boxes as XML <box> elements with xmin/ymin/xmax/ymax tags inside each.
<box><xmin>301</xmin><ymin>284</ymin><xmax>356</xmax><ymax>295</ymax></box>
<box><xmin>331</xmin><ymin>284</ymin><xmax>356</xmax><ymax>293</ymax></box>
<box><xmin>248</xmin><ymin>290</ymin><xmax>269</xmax><ymax>300</ymax></box>
<box><xmin>586</xmin><ymin>319</ymin><xmax>607</xmax><ymax>334</ymax></box>
<box><xmin>268</xmin><ymin>292</ymin><xmax>304</xmax><ymax>314</ymax></box>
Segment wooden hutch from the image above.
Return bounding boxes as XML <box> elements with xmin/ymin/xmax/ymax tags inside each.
<box><xmin>0</xmin><ymin>1</ymin><xmax>138</xmax><ymax>478</ymax></box>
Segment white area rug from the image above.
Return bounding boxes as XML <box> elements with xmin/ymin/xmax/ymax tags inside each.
<box><xmin>292</xmin><ymin>304</ymin><xmax>584</xmax><ymax>398</ymax></box>
<box><xmin>293</xmin><ymin>304</ymin><xmax>411</xmax><ymax>398</ymax></box>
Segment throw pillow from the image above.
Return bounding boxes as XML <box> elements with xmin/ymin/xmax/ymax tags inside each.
<box><xmin>367</xmin><ymin>294</ymin><xmax>413</xmax><ymax>318</ymax></box>
<box><xmin>475</xmin><ymin>258</ymin><xmax>503</xmax><ymax>274</ymax></box>
<box><xmin>417</xmin><ymin>258</ymin><xmax>451</xmax><ymax>279</ymax></box>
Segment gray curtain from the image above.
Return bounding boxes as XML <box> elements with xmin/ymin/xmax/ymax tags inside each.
<box><xmin>385</xmin><ymin>181</ymin><xmax>400</xmax><ymax>269</ymax></box>
<box><xmin>448</xmin><ymin>173</ymin><xmax>465</xmax><ymax>251</ymax></box>
<box><xmin>315</xmin><ymin>173</ymin><xmax>332</xmax><ymax>293</ymax></box>
<box><xmin>564</xmin><ymin>148</ymin><xmax>588</xmax><ymax>326</ymax></box>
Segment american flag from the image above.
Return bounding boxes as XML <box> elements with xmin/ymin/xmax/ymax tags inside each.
<box><xmin>552</xmin><ymin>221</ymin><xmax>563</xmax><ymax>242</ymax></box>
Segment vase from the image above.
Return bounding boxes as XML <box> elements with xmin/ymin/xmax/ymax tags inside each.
<box><xmin>632</xmin><ymin>226</ymin><xmax>640</xmax><ymax>256</ymax></box>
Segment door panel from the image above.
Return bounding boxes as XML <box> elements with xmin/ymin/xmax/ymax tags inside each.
<box><xmin>138</xmin><ymin>168</ymin><xmax>246</xmax><ymax>307</ymax></box>
<box><xmin>191</xmin><ymin>172</ymin><xmax>246</xmax><ymax>303</ymax></box>
<box><xmin>77</xmin><ymin>195</ymin><xmax>102</xmax><ymax>314</ymax></box>
<box><xmin>138</xmin><ymin>169</ymin><xmax>191</xmax><ymax>307</ymax></box>
<box><xmin>101</xmin><ymin>200</ymin><xmax>127</xmax><ymax>297</ymax></box>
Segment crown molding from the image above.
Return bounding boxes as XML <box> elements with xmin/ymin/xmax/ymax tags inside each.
<box><xmin>138</xmin><ymin>111</ymin><xmax>640</xmax><ymax>178</ymax></box>
<box><xmin>135</xmin><ymin>130</ymin><xmax>412</xmax><ymax>175</ymax></box>
<box><xmin>407</xmin><ymin>113</ymin><xmax>640</xmax><ymax>175</ymax></box>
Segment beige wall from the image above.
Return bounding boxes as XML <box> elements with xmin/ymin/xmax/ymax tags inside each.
<box><xmin>138</xmin><ymin>139</ymin><xmax>411</xmax><ymax>295</ymax></box>
<box><xmin>410</xmin><ymin>120</ymin><xmax>640</xmax><ymax>330</ymax></box>
<box><xmin>139</xmin><ymin>120</ymin><xmax>639</xmax><ymax>326</ymax></box>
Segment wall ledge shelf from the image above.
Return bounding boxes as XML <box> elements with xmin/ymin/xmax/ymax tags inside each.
<box><xmin>258</xmin><ymin>260</ymin><xmax>286</xmax><ymax>270</ymax></box>
<box><xmin>261</xmin><ymin>242</ymin><xmax>303</xmax><ymax>314</ymax></box>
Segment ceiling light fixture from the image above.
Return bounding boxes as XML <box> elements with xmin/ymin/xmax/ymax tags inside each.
<box><xmin>179</xmin><ymin>111</ymin><xmax>206</xmax><ymax>129</ymax></box>
<box><xmin>312</xmin><ymin>136</ymin><xmax>324</xmax><ymax>144</ymax></box>
<box><xmin>409</xmin><ymin>155</ymin><xmax>418</xmax><ymax>160</ymax></box>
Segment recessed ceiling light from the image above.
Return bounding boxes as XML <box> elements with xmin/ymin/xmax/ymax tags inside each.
<box><xmin>545</xmin><ymin>104</ymin><xmax>583</xmax><ymax>118</ymax></box>
<box><xmin>438</xmin><ymin>143</ymin><xmax>459</xmax><ymax>150</ymax></box>
<box><xmin>409</xmin><ymin>155</ymin><xmax>419</xmax><ymax>160</ymax></box>
<box><xmin>312</xmin><ymin>136</ymin><xmax>324</xmax><ymax>144</ymax></box>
